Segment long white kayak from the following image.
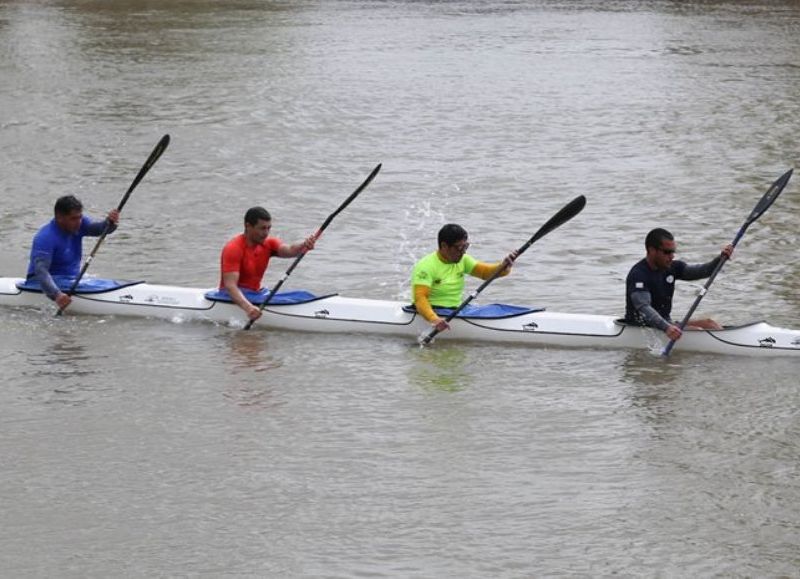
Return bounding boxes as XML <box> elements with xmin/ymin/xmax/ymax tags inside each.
<box><xmin>2</xmin><ymin>277</ymin><xmax>800</xmax><ymax>357</ymax></box>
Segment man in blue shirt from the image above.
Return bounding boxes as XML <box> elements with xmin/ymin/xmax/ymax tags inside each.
<box><xmin>27</xmin><ymin>195</ymin><xmax>120</xmax><ymax>310</ymax></box>
<box><xmin>625</xmin><ymin>228</ymin><xmax>733</xmax><ymax>342</ymax></box>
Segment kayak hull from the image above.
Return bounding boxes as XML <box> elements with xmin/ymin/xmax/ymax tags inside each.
<box><xmin>2</xmin><ymin>277</ymin><xmax>799</xmax><ymax>356</ymax></box>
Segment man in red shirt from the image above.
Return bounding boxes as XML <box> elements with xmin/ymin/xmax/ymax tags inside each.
<box><xmin>220</xmin><ymin>206</ymin><xmax>316</xmax><ymax>321</ymax></box>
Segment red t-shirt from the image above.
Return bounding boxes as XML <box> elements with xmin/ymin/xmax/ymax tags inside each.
<box><xmin>219</xmin><ymin>234</ymin><xmax>282</xmax><ymax>291</ymax></box>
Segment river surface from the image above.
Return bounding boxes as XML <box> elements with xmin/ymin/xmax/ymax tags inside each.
<box><xmin>1</xmin><ymin>1</ymin><xmax>800</xmax><ymax>576</ymax></box>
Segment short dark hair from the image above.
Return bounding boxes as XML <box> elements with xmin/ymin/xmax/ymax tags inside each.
<box><xmin>54</xmin><ymin>195</ymin><xmax>83</xmax><ymax>216</ymax></box>
<box><xmin>244</xmin><ymin>206</ymin><xmax>271</xmax><ymax>226</ymax></box>
<box><xmin>438</xmin><ymin>223</ymin><xmax>468</xmax><ymax>247</ymax></box>
<box><xmin>645</xmin><ymin>228</ymin><xmax>674</xmax><ymax>250</ymax></box>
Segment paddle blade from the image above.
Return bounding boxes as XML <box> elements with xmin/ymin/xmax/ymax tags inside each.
<box><xmin>318</xmin><ymin>163</ymin><xmax>382</xmax><ymax>233</ymax></box>
<box><xmin>119</xmin><ymin>134</ymin><xmax>171</xmax><ymax>210</ymax></box>
<box><xmin>527</xmin><ymin>194</ymin><xmax>587</xmax><ymax>248</ymax></box>
<box><xmin>745</xmin><ymin>168</ymin><xmax>793</xmax><ymax>228</ymax></box>
<box><xmin>350</xmin><ymin>162</ymin><xmax>382</xmax><ymax>201</ymax></box>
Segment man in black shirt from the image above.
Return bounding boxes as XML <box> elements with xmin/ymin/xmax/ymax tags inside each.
<box><xmin>625</xmin><ymin>228</ymin><xmax>734</xmax><ymax>342</ymax></box>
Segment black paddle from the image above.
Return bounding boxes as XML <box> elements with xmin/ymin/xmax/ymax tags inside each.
<box><xmin>419</xmin><ymin>194</ymin><xmax>587</xmax><ymax>346</ymax></box>
<box><xmin>243</xmin><ymin>163</ymin><xmax>382</xmax><ymax>330</ymax></box>
<box><xmin>662</xmin><ymin>168</ymin><xmax>793</xmax><ymax>356</ymax></box>
<box><xmin>56</xmin><ymin>134</ymin><xmax>170</xmax><ymax>316</ymax></box>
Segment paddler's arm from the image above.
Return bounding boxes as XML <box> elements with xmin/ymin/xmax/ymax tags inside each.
<box><xmin>222</xmin><ymin>271</ymin><xmax>261</xmax><ymax>321</ymax></box>
<box><xmin>630</xmin><ymin>290</ymin><xmax>682</xmax><ymax>341</ymax></box>
<box><xmin>470</xmin><ymin>250</ymin><xmax>518</xmax><ymax>280</ymax></box>
<box><xmin>83</xmin><ymin>209</ymin><xmax>120</xmax><ymax>236</ymax></box>
<box><xmin>682</xmin><ymin>244</ymin><xmax>734</xmax><ymax>280</ymax></box>
<box><xmin>32</xmin><ymin>255</ymin><xmax>72</xmax><ymax>309</ymax></box>
<box><xmin>276</xmin><ymin>234</ymin><xmax>317</xmax><ymax>258</ymax></box>
<box><xmin>413</xmin><ymin>285</ymin><xmax>449</xmax><ymax>333</ymax></box>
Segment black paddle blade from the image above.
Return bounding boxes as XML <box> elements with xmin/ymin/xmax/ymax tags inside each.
<box><xmin>528</xmin><ymin>194</ymin><xmax>587</xmax><ymax>247</ymax></box>
<box><xmin>746</xmin><ymin>168</ymin><xmax>793</xmax><ymax>227</ymax></box>
<box><xmin>318</xmin><ymin>163</ymin><xmax>382</xmax><ymax>233</ymax></box>
<box><xmin>118</xmin><ymin>134</ymin><xmax>171</xmax><ymax>211</ymax></box>
<box><xmin>145</xmin><ymin>134</ymin><xmax>171</xmax><ymax>171</ymax></box>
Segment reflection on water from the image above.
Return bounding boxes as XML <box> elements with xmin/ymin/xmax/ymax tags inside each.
<box><xmin>408</xmin><ymin>342</ymin><xmax>473</xmax><ymax>392</ymax></box>
<box><xmin>220</xmin><ymin>328</ymin><xmax>282</xmax><ymax>374</ymax></box>
<box><xmin>619</xmin><ymin>349</ymin><xmax>683</xmax><ymax>387</ymax></box>
<box><xmin>619</xmin><ymin>349</ymin><xmax>687</xmax><ymax>432</ymax></box>
<box><xmin>219</xmin><ymin>329</ymin><xmax>285</xmax><ymax>409</ymax></box>
<box><xmin>19</xmin><ymin>320</ymin><xmax>113</xmax><ymax>405</ymax></box>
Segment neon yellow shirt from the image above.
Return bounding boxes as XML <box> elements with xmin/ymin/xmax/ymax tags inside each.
<box><xmin>411</xmin><ymin>251</ymin><xmax>478</xmax><ymax>308</ymax></box>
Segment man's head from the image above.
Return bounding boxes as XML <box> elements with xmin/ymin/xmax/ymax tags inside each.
<box><xmin>54</xmin><ymin>195</ymin><xmax>84</xmax><ymax>234</ymax></box>
<box><xmin>244</xmin><ymin>206</ymin><xmax>272</xmax><ymax>244</ymax></box>
<box><xmin>645</xmin><ymin>227</ymin><xmax>676</xmax><ymax>270</ymax></box>
<box><xmin>437</xmin><ymin>223</ymin><xmax>470</xmax><ymax>264</ymax></box>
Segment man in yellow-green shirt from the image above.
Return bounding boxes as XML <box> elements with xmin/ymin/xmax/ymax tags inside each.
<box><xmin>411</xmin><ymin>223</ymin><xmax>517</xmax><ymax>334</ymax></box>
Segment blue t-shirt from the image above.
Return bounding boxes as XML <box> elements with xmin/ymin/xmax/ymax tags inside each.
<box><xmin>26</xmin><ymin>217</ymin><xmax>103</xmax><ymax>278</ymax></box>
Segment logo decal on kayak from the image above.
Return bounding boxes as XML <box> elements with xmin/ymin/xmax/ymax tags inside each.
<box><xmin>522</xmin><ymin>321</ymin><xmax>538</xmax><ymax>332</ymax></box>
<box><xmin>118</xmin><ymin>294</ymin><xmax>134</xmax><ymax>303</ymax></box>
<box><xmin>792</xmin><ymin>337</ymin><xmax>800</xmax><ymax>346</ymax></box>
<box><xmin>144</xmin><ymin>294</ymin><xmax>180</xmax><ymax>306</ymax></box>
<box><xmin>758</xmin><ymin>337</ymin><xmax>776</xmax><ymax>348</ymax></box>
<box><xmin>314</xmin><ymin>309</ymin><xmax>329</xmax><ymax>318</ymax></box>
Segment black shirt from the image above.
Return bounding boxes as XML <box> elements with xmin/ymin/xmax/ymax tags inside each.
<box><xmin>625</xmin><ymin>258</ymin><xmax>688</xmax><ymax>324</ymax></box>
<box><xmin>624</xmin><ymin>256</ymin><xmax>721</xmax><ymax>327</ymax></box>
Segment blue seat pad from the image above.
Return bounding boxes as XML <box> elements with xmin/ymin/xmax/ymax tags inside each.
<box><xmin>205</xmin><ymin>288</ymin><xmax>330</xmax><ymax>305</ymax></box>
<box><xmin>402</xmin><ymin>303</ymin><xmax>544</xmax><ymax>319</ymax></box>
<box><xmin>17</xmin><ymin>277</ymin><xmax>143</xmax><ymax>294</ymax></box>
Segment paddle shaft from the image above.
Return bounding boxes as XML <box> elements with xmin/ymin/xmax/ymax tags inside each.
<box><xmin>662</xmin><ymin>168</ymin><xmax>793</xmax><ymax>356</ymax></box>
<box><xmin>243</xmin><ymin>163</ymin><xmax>382</xmax><ymax>330</ymax></box>
<box><xmin>56</xmin><ymin>135</ymin><xmax>170</xmax><ymax>316</ymax></box>
<box><xmin>420</xmin><ymin>194</ymin><xmax>587</xmax><ymax>345</ymax></box>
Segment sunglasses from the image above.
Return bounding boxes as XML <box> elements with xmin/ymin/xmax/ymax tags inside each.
<box><xmin>658</xmin><ymin>247</ymin><xmax>676</xmax><ymax>255</ymax></box>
